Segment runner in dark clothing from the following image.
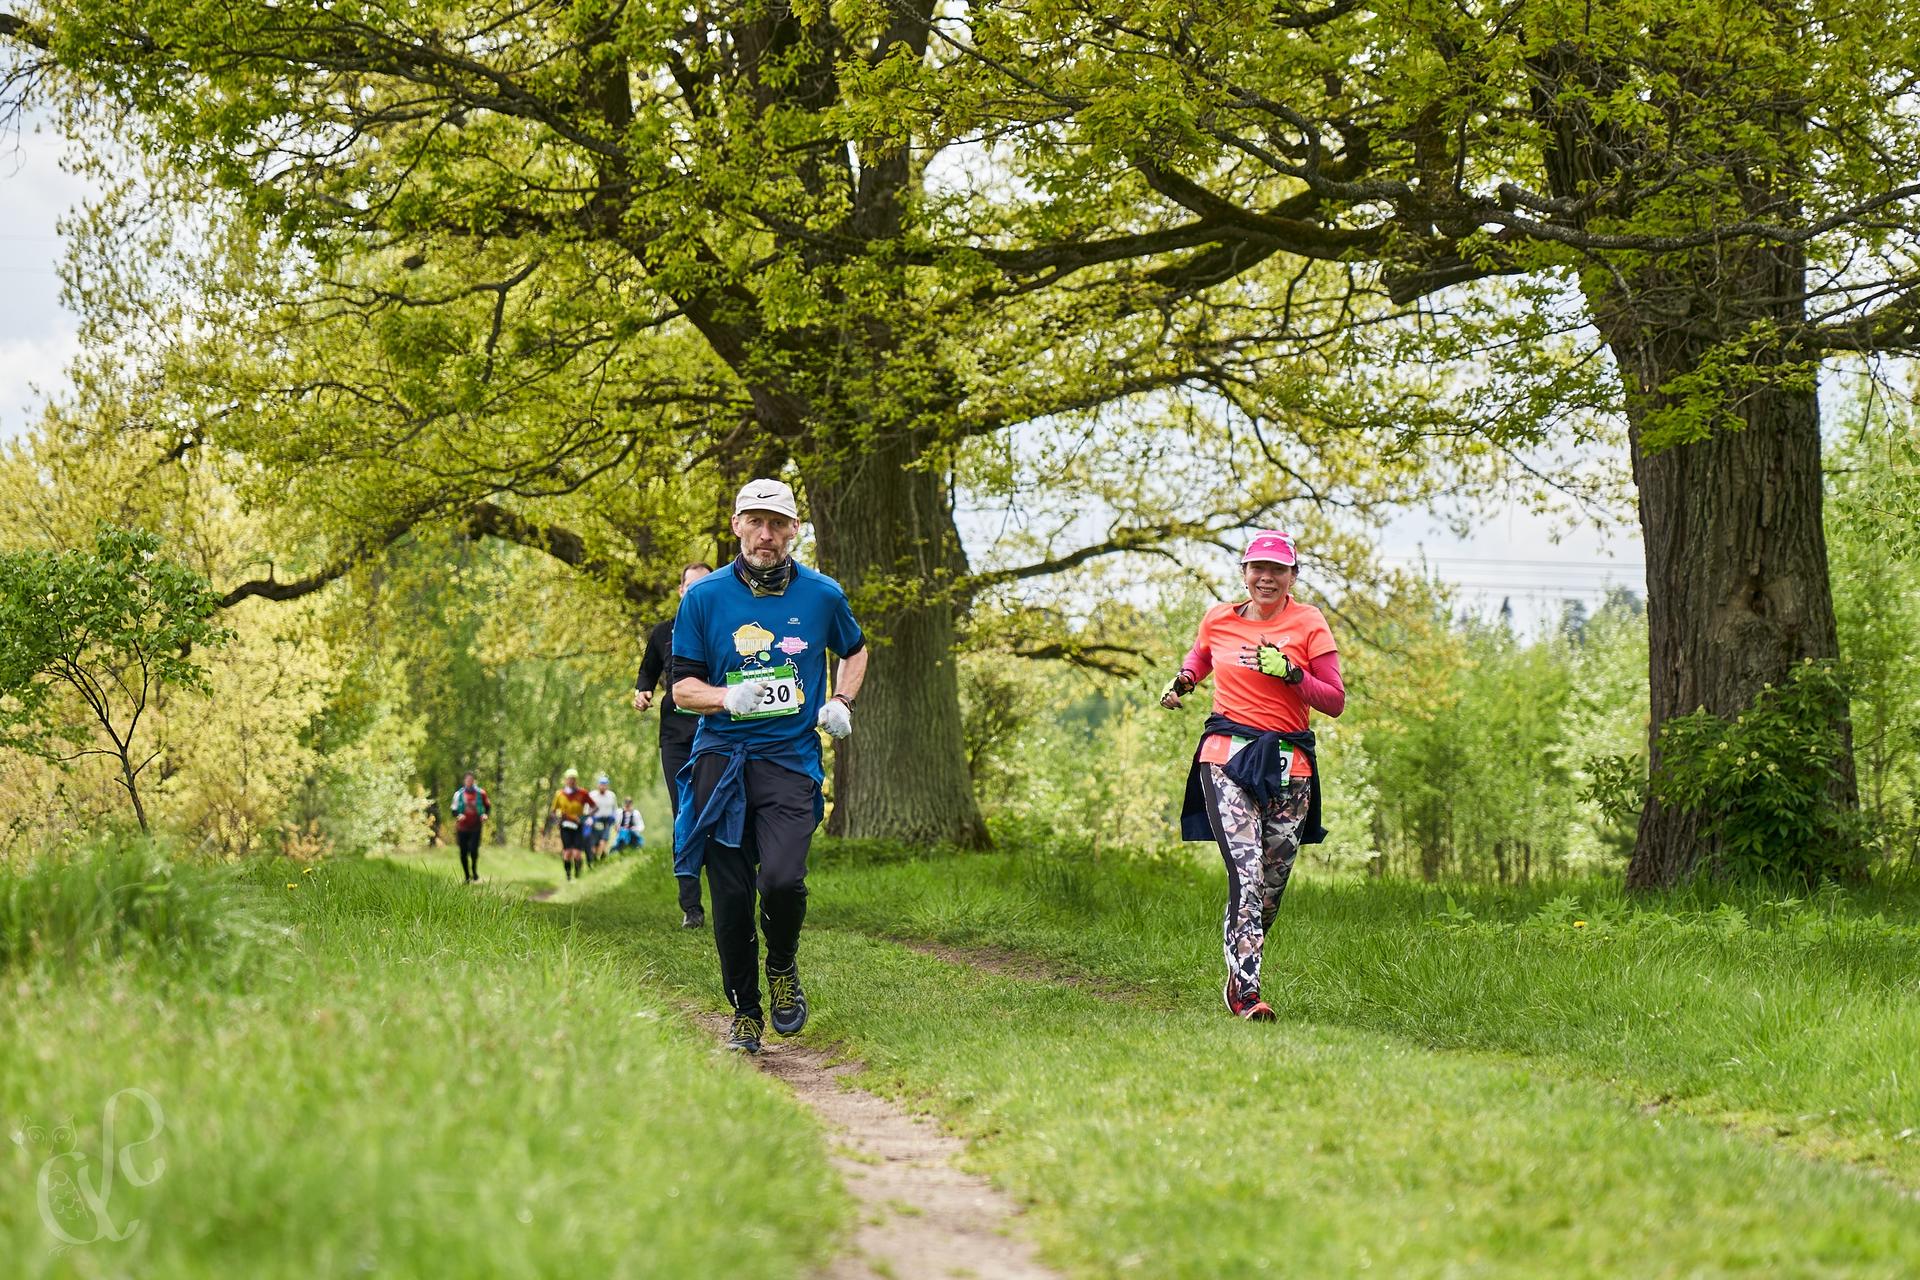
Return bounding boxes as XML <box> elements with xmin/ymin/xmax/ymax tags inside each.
<box><xmin>635</xmin><ymin>561</ymin><xmax>712</xmax><ymax>927</ymax></box>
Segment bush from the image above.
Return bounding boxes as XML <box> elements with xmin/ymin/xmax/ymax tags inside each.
<box><xmin>1653</xmin><ymin>660</ymin><xmax>1866</xmax><ymax>883</ymax></box>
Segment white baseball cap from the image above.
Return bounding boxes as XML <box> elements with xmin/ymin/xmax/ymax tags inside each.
<box><xmin>733</xmin><ymin>478</ymin><xmax>800</xmax><ymax>521</ymax></box>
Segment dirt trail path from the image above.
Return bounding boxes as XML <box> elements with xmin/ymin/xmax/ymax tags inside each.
<box><xmin>888</xmin><ymin>939</ymin><xmax>1169</xmax><ymax>1006</ymax></box>
<box><xmin>699</xmin><ymin>1016</ymin><xmax>1060</xmax><ymax>1280</ymax></box>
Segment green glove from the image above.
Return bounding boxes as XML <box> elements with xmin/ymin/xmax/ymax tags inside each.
<box><xmin>1255</xmin><ymin>642</ymin><xmax>1303</xmax><ymax>684</ymax></box>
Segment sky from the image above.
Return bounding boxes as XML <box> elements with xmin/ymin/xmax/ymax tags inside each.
<box><xmin>0</xmin><ymin>114</ymin><xmax>1647</xmax><ymax>633</ymax></box>
<box><xmin>0</xmin><ymin>115</ymin><xmax>85</xmax><ymax>444</ymax></box>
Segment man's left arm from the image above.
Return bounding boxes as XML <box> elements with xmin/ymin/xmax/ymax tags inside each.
<box><xmin>833</xmin><ymin>647</ymin><xmax>869</xmax><ymax>704</ymax></box>
<box><xmin>817</xmin><ymin>595</ymin><xmax>868</xmax><ymax>737</ymax></box>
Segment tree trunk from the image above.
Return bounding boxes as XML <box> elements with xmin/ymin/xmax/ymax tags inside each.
<box><xmin>493</xmin><ymin>740</ymin><xmax>507</xmax><ymax>846</ymax></box>
<box><xmin>1589</xmin><ymin>248</ymin><xmax>1855</xmax><ymax>888</ymax></box>
<box><xmin>119</xmin><ymin>753</ymin><xmax>149</xmax><ymax>834</ymax></box>
<box><xmin>802</xmin><ymin>433</ymin><xmax>989</xmax><ymax>848</ymax></box>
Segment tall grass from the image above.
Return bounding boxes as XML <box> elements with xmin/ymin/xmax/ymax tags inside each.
<box><xmin>0</xmin><ymin>837</ymin><xmax>278</xmax><ymax>974</ymax></box>
<box><xmin>803</xmin><ymin>846</ymin><xmax>1920</xmax><ymax>1181</ymax></box>
<box><xmin>573</xmin><ymin>863</ymin><xmax>1920</xmax><ymax>1279</ymax></box>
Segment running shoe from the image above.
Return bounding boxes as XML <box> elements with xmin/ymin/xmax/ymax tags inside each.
<box><xmin>1223</xmin><ymin>977</ymin><xmax>1276</xmax><ymax>1022</ymax></box>
<box><xmin>767</xmin><ymin>964</ymin><xmax>808</xmax><ymax>1036</ymax></box>
<box><xmin>682</xmin><ymin>909</ymin><xmax>705</xmax><ymax>929</ymax></box>
<box><xmin>725</xmin><ymin>1012</ymin><xmax>763</xmax><ymax>1054</ymax></box>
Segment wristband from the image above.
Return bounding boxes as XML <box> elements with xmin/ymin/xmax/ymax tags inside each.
<box><xmin>831</xmin><ymin>693</ymin><xmax>854</xmax><ymax>708</ymax></box>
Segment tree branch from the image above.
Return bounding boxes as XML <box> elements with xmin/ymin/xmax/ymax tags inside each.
<box><xmin>961</xmin><ymin>519</ymin><xmax>1232</xmax><ymax>598</ymax></box>
<box><xmin>1817</xmin><ymin>281</ymin><xmax>1920</xmax><ymax>355</ymax></box>
<box><xmin>218</xmin><ymin>498</ymin><xmax>671</xmax><ymax>614</ymax></box>
<box><xmin>1135</xmin><ymin>159</ymin><xmax>1384</xmax><ymax>259</ymax></box>
<box><xmin>0</xmin><ymin>11</ymin><xmax>50</xmax><ymax>49</ymax></box>
<box><xmin>1006</xmin><ymin>640</ymin><xmax>1148</xmax><ymax>678</ymax></box>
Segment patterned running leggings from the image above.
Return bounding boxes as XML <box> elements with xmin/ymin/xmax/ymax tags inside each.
<box><xmin>1199</xmin><ymin>764</ymin><xmax>1312</xmax><ymax>998</ymax></box>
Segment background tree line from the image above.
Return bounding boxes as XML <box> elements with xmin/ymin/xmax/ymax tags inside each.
<box><xmin>5</xmin><ymin>387</ymin><xmax>1914</xmax><ymax>881</ymax></box>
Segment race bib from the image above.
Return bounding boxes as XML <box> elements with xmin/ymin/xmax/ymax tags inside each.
<box><xmin>727</xmin><ymin>663</ymin><xmax>803</xmax><ymax>720</ymax></box>
<box><xmin>1224</xmin><ymin>737</ymin><xmax>1293</xmax><ymax>774</ymax></box>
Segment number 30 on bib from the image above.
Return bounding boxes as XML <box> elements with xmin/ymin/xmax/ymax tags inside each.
<box><xmin>727</xmin><ymin>664</ymin><xmax>803</xmax><ymax>720</ymax></box>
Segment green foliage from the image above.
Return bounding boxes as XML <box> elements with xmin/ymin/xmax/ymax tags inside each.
<box><xmin>0</xmin><ymin>526</ymin><xmax>229</xmax><ymax>829</ymax></box>
<box><xmin>1637</xmin><ymin>322</ymin><xmax>1821</xmax><ymax>451</ymax></box>
<box><xmin>11</xmin><ymin>0</ymin><xmax>1616</xmax><ymax>854</ymax></box>
<box><xmin>1352</xmin><ymin>591</ymin><xmax>1648</xmax><ymax>880</ymax></box>
<box><xmin>1579</xmin><ymin>752</ymin><xmax>1647</xmax><ymax>830</ymax></box>
<box><xmin>1653</xmin><ymin>661</ymin><xmax>1866</xmax><ymax>883</ymax></box>
<box><xmin>1828</xmin><ymin>392</ymin><xmax>1920</xmax><ymax>870</ymax></box>
<box><xmin>0</xmin><ymin>526</ymin><xmax>226</xmax><ymax>751</ymax></box>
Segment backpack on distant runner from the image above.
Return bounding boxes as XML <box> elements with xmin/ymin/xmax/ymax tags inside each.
<box><xmin>456</xmin><ymin>784</ymin><xmax>485</xmax><ymax>833</ymax></box>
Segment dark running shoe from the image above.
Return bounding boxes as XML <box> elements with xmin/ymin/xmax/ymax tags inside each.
<box><xmin>767</xmin><ymin>964</ymin><xmax>808</xmax><ymax>1036</ymax></box>
<box><xmin>725</xmin><ymin>1013</ymin><xmax>763</xmax><ymax>1054</ymax></box>
<box><xmin>682</xmin><ymin>910</ymin><xmax>705</xmax><ymax>929</ymax></box>
<box><xmin>1223</xmin><ymin>978</ymin><xmax>1276</xmax><ymax>1022</ymax></box>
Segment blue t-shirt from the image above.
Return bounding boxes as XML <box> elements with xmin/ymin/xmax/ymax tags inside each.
<box><xmin>671</xmin><ymin>562</ymin><xmax>865</xmax><ymax>774</ymax></box>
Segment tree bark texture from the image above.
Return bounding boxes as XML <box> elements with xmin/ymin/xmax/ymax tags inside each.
<box><xmin>802</xmin><ymin>432</ymin><xmax>989</xmax><ymax>848</ymax></box>
<box><xmin>1587</xmin><ymin>244</ymin><xmax>1855</xmax><ymax>888</ymax></box>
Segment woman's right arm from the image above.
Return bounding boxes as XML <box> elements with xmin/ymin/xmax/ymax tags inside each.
<box><xmin>1180</xmin><ymin>635</ymin><xmax>1213</xmax><ymax>685</ymax></box>
<box><xmin>1161</xmin><ymin>615</ymin><xmax>1214</xmax><ymax>708</ymax></box>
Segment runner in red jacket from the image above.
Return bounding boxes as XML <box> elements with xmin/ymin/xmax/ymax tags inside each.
<box><xmin>450</xmin><ymin>773</ymin><xmax>490</xmax><ymax>883</ymax></box>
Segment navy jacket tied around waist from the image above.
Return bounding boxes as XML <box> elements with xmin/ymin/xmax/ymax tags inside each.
<box><xmin>1180</xmin><ymin>713</ymin><xmax>1327</xmax><ymax>845</ymax></box>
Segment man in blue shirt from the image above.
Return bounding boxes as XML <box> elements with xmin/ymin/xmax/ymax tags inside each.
<box><xmin>672</xmin><ymin>478</ymin><xmax>870</xmax><ymax>1054</ymax></box>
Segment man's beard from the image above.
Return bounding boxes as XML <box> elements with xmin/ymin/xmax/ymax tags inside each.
<box><xmin>737</xmin><ymin>551</ymin><xmax>797</xmax><ymax>597</ymax></box>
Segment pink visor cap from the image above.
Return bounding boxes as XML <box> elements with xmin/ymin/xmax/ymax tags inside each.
<box><xmin>1240</xmin><ymin>530</ymin><xmax>1298</xmax><ymax>566</ymax></box>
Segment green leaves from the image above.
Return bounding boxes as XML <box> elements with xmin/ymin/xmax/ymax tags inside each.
<box><xmin>0</xmin><ymin>526</ymin><xmax>230</xmax><ymax>826</ymax></box>
<box><xmin>1652</xmin><ymin>660</ymin><xmax>1865</xmax><ymax>883</ymax></box>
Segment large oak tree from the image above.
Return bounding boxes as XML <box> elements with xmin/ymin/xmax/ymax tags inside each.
<box><xmin>935</xmin><ymin>0</ymin><xmax>1920</xmax><ymax>882</ymax></box>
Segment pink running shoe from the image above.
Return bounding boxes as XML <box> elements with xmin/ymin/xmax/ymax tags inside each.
<box><xmin>1224</xmin><ymin>978</ymin><xmax>1277</xmax><ymax>1022</ymax></box>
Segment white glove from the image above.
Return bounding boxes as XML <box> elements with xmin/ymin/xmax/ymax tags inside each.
<box><xmin>723</xmin><ymin>681</ymin><xmax>761</xmax><ymax>716</ymax></box>
<box><xmin>817</xmin><ymin>697</ymin><xmax>853</xmax><ymax>739</ymax></box>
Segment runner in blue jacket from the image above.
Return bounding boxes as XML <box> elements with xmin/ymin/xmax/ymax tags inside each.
<box><xmin>672</xmin><ymin>478</ymin><xmax>869</xmax><ymax>1054</ymax></box>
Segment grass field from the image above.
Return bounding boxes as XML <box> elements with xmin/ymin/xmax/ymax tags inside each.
<box><xmin>0</xmin><ymin>842</ymin><xmax>842</xmax><ymax>1279</ymax></box>
<box><xmin>374</xmin><ymin>838</ymin><xmax>652</xmax><ymax>905</ymax></box>
<box><xmin>565</xmin><ymin>848</ymin><xmax>1920</xmax><ymax>1278</ymax></box>
<box><xmin>805</xmin><ymin>848</ymin><xmax>1920</xmax><ymax>1182</ymax></box>
<box><xmin>5</xmin><ymin>838</ymin><xmax>1917</xmax><ymax>1277</ymax></box>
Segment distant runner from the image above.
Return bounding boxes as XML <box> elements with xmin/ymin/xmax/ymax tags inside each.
<box><xmin>550</xmin><ymin>768</ymin><xmax>592</xmax><ymax>881</ymax></box>
<box><xmin>636</xmin><ymin>561</ymin><xmax>714</xmax><ymax>926</ymax></box>
<box><xmin>1162</xmin><ymin>531</ymin><xmax>1346</xmax><ymax>1021</ymax></box>
<box><xmin>586</xmin><ymin>773</ymin><xmax>619</xmax><ymax>866</ymax></box>
<box><xmin>672</xmin><ymin>479</ymin><xmax>868</xmax><ymax>1054</ymax></box>
<box><xmin>612</xmin><ymin>797</ymin><xmax>644</xmax><ymax>852</ymax></box>
<box><xmin>450</xmin><ymin>772</ymin><xmax>490</xmax><ymax>883</ymax></box>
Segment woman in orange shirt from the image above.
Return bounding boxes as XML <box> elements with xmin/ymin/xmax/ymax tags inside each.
<box><xmin>1162</xmin><ymin>531</ymin><xmax>1347</xmax><ymax>1021</ymax></box>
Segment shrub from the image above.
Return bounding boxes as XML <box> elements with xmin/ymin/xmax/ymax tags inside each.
<box><xmin>1653</xmin><ymin>661</ymin><xmax>1866</xmax><ymax>883</ymax></box>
